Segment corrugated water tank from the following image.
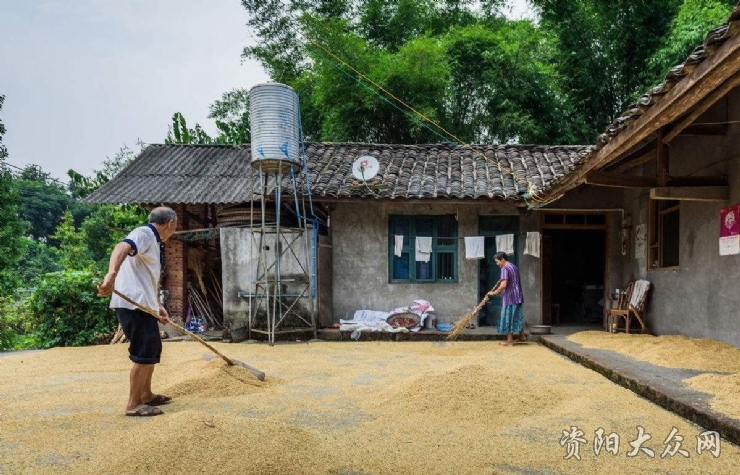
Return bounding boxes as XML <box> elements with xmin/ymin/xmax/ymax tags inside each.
<box><xmin>248</xmin><ymin>82</ymin><xmax>301</xmax><ymax>174</ymax></box>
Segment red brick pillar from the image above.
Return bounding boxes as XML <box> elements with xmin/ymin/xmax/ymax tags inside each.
<box><xmin>163</xmin><ymin>205</ymin><xmax>187</xmax><ymax>324</ymax></box>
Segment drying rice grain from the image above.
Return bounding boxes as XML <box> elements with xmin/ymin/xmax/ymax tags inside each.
<box><xmin>1</xmin><ymin>340</ymin><xmax>738</xmax><ymax>474</ymax></box>
<box><xmin>568</xmin><ymin>331</ymin><xmax>740</xmax><ymax>372</ymax></box>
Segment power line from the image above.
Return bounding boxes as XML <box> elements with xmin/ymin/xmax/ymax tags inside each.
<box><xmin>2</xmin><ymin>161</ymin><xmax>71</xmax><ymax>188</ymax></box>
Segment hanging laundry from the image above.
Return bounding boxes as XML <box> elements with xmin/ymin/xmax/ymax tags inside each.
<box><xmin>394</xmin><ymin>235</ymin><xmax>404</xmax><ymax>257</ymax></box>
<box><xmin>416</xmin><ymin>237</ymin><xmax>432</xmax><ymax>263</ymax></box>
<box><xmin>495</xmin><ymin>234</ymin><xmax>515</xmax><ymax>255</ymax></box>
<box><xmin>524</xmin><ymin>232</ymin><xmax>541</xmax><ymax>258</ymax></box>
<box><xmin>464</xmin><ymin>236</ymin><xmax>485</xmax><ymax>259</ymax></box>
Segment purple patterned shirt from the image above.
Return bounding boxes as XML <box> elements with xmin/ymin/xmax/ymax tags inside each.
<box><xmin>500</xmin><ymin>263</ymin><xmax>523</xmax><ymax>306</ymax></box>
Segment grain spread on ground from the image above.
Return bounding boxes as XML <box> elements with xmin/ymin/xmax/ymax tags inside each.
<box><xmin>568</xmin><ymin>331</ymin><xmax>740</xmax><ymax>422</ymax></box>
<box><xmin>1</xmin><ymin>340</ymin><xmax>738</xmax><ymax>474</ymax></box>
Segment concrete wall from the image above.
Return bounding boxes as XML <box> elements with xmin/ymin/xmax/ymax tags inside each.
<box><xmin>330</xmin><ymin>201</ymin><xmax>537</xmax><ymax>323</ymax></box>
<box><xmin>221</xmin><ymin>227</ymin><xmax>315</xmax><ymax>330</ymax></box>
<box><xmin>330</xmin><ymin>193</ymin><xmax>625</xmax><ymax>327</ymax></box>
<box><xmin>617</xmin><ymin>87</ymin><xmax>740</xmax><ymax>347</ymax></box>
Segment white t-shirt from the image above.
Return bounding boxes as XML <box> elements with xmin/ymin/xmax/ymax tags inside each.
<box><xmin>109</xmin><ymin>225</ymin><xmax>162</xmax><ymax>312</ymax></box>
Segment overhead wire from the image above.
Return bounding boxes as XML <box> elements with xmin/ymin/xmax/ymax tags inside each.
<box><xmin>2</xmin><ymin>161</ymin><xmax>70</xmax><ymax>188</ymax></box>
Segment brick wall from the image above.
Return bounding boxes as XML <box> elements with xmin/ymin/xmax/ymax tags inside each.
<box><xmin>161</xmin><ymin>204</ymin><xmax>212</xmax><ymax>323</ymax></box>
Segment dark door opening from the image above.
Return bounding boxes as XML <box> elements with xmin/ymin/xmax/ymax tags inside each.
<box><xmin>478</xmin><ymin>216</ymin><xmax>519</xmax><ymax>326</ymax></box>
<box><xmin>543</xmin><ymin>229</ymin><xmax>606</xmax><ymax>325</ymax></box>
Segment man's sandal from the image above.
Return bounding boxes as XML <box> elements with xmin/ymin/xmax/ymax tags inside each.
<box><xmin>126</xmin><ymin>405</ymin><xmax>164</xmax><ymax>417</ymax></box>
<box><xmin>144</xmin><ymin>394</ymin><xmax>172</xmax><ymax>406</ymax></box>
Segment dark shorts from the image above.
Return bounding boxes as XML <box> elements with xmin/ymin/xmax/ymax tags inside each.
<box><xmin>116</xmin><ymin>308</ymin><xmax>162</xmax><ymax>364</ymax></box>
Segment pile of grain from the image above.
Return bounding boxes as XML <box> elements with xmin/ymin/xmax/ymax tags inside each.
<box><xmin>165</xmin><ymin>359</ymin><xmax>273</xmax><ymax>398</ymax></box>
<box><xmin>685</xmin><ymin>373</ymin><xmax>740</xmax><ymax>420</ymax></box>
<box><xmin>568</xmin><ymin>331</ymin><xmax>740</xmax><ymax>422</ymax></box>
<box><xmin>1</xmin><ymin>340</ymin><xmax>739</xmax><ymax>474</ymax></box>
<box><xmin>568</xmin><ymin>331</ymin><xmax>740</xmax><ymax>372</ymax></box>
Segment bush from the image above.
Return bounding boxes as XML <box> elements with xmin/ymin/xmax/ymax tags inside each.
<box><xmin>0</xmin><ymin>301</ymin><xmax>16</xmax><ymax>351</ymax></box>
<box><xmin>28</xmin><ymin>270</ymin><xmax>116</xmax><ymax>348</ymax></box>
<box><xmin>0</xmin><ymin>296</ymin><xmax>36</xmax><ymax>351</ymax></box>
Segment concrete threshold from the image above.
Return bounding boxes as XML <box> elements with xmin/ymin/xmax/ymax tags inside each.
<box><xmin>317</xmin><ymin>328</ymin><xmax>509</xmax><ymax>342</ymax></box>
<box><xmin>537</xmin><ymin>334</ymin><xmax>740</xmax><ymax>448</ymax></box>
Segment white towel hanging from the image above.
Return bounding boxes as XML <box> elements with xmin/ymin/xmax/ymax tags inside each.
<box><xmin>464</xmin><ymin>236</ymin><xmax>485</xmax><ymax>259</ymax></box>
<box><xmin>415</xmin><ymin>237</ymin><xmax>432</xmax><ymax>263</ymax></box>
<box><xmin>524</xmin><ymin>232</ymin><xmax>541</xmax><ymax>258</ymax></box>
<box><xmin>394</xmin><ymin>235</ymin><xmax>404</xmax><ymax>257</ymax></box>
<box><xmin>495</xmin><ymin>234</ymin><xmax>514</xmax><ymax>255</ymax></box>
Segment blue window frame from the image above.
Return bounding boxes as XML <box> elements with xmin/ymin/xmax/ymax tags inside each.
<box><xmin>388</xmin><ymin>215</ymin><xmax>458</xmax><ymax>283</ymax></box>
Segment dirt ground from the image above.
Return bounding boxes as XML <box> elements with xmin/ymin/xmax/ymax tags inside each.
<box><xmin>1</xmin><ymin>339</ymin><xmax>738</xmax><ymax>474</ymax></box>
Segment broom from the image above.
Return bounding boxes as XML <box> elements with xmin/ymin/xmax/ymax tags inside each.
<box><xmin>446</xmin><ymin>280</ymin><xmax>501</xmax><ymax>341</ymax></box>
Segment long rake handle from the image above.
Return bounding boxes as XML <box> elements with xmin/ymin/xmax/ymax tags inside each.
<box><xmin>112</xmin><ymin>289</ymin><xmax>236</xmax><ymax>366</ymax></box>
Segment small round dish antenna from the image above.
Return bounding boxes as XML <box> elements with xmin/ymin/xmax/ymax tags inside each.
<box><xmin>352</xmin><ymin>155</ymin><xmax>380</xmax><ymax>181</ymax></box>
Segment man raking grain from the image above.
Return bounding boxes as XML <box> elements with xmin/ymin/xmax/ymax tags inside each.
<box><xmin>96</xmin><ymin>207</ymin><xmax>178</xmax><ymax>417</ymax></box>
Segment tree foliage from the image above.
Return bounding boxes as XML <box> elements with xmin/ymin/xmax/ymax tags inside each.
<box><xmin>14</xmin><ymin>164</ymin><xmax>75</xmax><ymax>243</ymax></box>
<box><xmin>241</xmin><ymin>0</ymin><xmax>577</xmax><ymax>144</ymax></box>
<box><xmin>68</xmin><ymin>144</ymin><xmax>139</xmax><ymax>199</ymax></box>
<box><xmin>240</xmin><ymin>0</ymin><xmax>736</xmax><ymax>145</ymax></box>
<box><xmin>27</xmin><ymin>270</ymin><xmax>116</xmax><ymax>348</ymax></box>
<box><xmin>531</xmin><ymin>0</ymin><xmax>685</xmax><ymax>142</ymax></box>
<box><xmin>645</xmin><ymin>0</ymin><xmax>737</xmax><ymax>86</ymax></box>
<box><xmin>0</xmin><ymin>95</ymin><xmax>28</xmax><ymax>294</ymax></box>
<box><xmin>15</xmin><ymin>239</ymin><xmax>61</xmax><ymax>284</ymax></box>
<box><xmin>52</xmin><ymin>210</ymin><xmax>94</xmax><ymax>271</ymax></box>
<box><xmin>209</xmin><ymin>88</ymin><xmax>251</xmax><ymax>144</ymax></box>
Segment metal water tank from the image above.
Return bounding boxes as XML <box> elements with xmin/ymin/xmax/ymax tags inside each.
<box><xmin>249</xmin><ymin>83</ymin><xmax>302</xmax><ymax>174</ymax></box>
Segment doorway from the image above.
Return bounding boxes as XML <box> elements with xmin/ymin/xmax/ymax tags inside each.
<box><xmin>478</xmin><ymin>216</ymin><xmax>519</xmax><ymax>326</ymax></box>
<box><xmin>542</xmin><ymin>228</ymin><xmax>606</xmax><ymax>325</ymax></box>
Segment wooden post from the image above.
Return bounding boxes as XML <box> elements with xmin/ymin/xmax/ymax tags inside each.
<box><xmin>656</xmin><ymin>129</ymin><xmax>668</xmax><ymax>187</ymax></box>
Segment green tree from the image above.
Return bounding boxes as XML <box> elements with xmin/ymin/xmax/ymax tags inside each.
<box><xmin>241</xmin><ymin>0</ymin><xmax>576</xmax><ymax>144</ymax></box>
<box><xmin>15</xmin><ymin>239</ymin><xmax>61</xmax><ymax>284</ymax></box>
<box><xmin>165</xmin><ymin>88</ymin><xmax>251</xmax><ymax>146</ymax></box>
<box><xmin>28</xmin><ymin>270</ymin><xmax>116</xmax><ymax>348</ymax></box>
<box><xmin>14</xmin><ymin>164</ymin><xmax>74</xmax><ymax>243</ymax></box>
<box><xmin>645</xmin><ymin>0</ymin><xmax>736</xmax><ymax>86</ymax></box>
<box><xmin>68</xmin><ymin>144</ymin><xmax>140</xmax><ymax>199</ymax></box>
<box><xmin>209</xmin><ymin>88</ymin><xmax>251</xmax><ymax>144</ymax></box>
<box><xmin>165</xmin><ymin>112</ymin><xmax>216</xmax><ymax>145</ymax></box>
<box><xmin>67</xmin><ymin>144</ymin><xmax>148</xmax><ymax>268</ymax></box>
<box><xmin>0</xmin><ymin>95</ymin><xmax>28</xmax><ymax>294</ymax></box>
<box><xmin>52</xmin><ymin>210</ymin><xmax>93</xmax><ymax>271</ymax></box>
<box><xmin>531</xmin><ymin>0</ymin><xmax>684</xmax><ymax>142</ymax></box>
<box><xmin>81</xmin><ymin>204</ymin><xmax>148</xmax><ymax>267</ymax></box>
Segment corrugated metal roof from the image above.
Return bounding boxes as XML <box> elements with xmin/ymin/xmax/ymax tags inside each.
<box><xmin>84</xmin><ymin>142</ymin><xmax>592</xmax><ymax>204</ymax></box>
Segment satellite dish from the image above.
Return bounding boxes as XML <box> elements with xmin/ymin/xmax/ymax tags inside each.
<box><xmin>352</xmin><ymin>155</ymin><xmax>380</xmax><ymax>181</ymax></box>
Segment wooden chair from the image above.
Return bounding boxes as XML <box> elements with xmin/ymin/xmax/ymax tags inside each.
<box><xmin>606</xmin><ymin>280</ymin><xmax>652</xmax><ymax>334</ymax></box>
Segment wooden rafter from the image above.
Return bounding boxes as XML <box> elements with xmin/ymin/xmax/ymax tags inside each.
<box><xmin>662</xmin><ymin>70</ymin><xmax>740</xmax><ymax>144</ymax></box>
<box><xmin>611</xmin><ymin>150</ymin><xmax>656</xmax><ymax>174</ymax></box>
<box><xmin>585</xmin><ymin>172</ymin><xmax>658</xmax><ymax>188</ymax></box>
<box><xmin>650</xmin><ymin>186</ymin><xmax>729</xmax><ymax>202</ymax></box>
<box><xmin>656</xmin><ymin>129</ymin><xmax>668</xmax><ymax>187</ymax></box>
<box><xmin>668</xmin><ymin>176</ymin><xmax>728</xmax><ymax>187</ymax></box>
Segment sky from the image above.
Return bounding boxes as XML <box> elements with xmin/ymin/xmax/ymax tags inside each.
<box><xmin>0</xmin><ymin>0</ymin><xmax>534</xmax><ymax>182</ymax></box>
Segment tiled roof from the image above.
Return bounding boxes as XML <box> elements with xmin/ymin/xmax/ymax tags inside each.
<box><xmin>83</xmin><ymin>143</ymin><xmax>592</xmax><ymax>204</ymax></box>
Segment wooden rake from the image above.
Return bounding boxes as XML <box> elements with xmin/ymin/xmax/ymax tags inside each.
<box><xmin>111</xmin><ymin>289</ymin><xmax>266</xmax><ymax>381</ymax></box>
<box><xmin>447</xmin><ymin>279</ymin><xmax>502</xmax><ymax>341</ymax></box>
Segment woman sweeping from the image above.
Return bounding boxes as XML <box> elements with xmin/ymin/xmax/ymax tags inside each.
<box><xmin>487</xmin><ymin>252</ymin><xmax>526</xmax><ymax>346</ymax></box>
